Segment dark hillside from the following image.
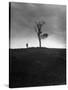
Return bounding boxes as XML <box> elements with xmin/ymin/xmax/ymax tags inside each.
<box><xmin>9</xmin><ymin>48</ymin><xmax>66</xmax><ymax>88</ymax></box>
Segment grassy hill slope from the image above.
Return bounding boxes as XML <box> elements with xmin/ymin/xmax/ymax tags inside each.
<box><xmin>9</xmin><ymin>48</ymin><xmax>66</xmax><ymax>88</ymax></box>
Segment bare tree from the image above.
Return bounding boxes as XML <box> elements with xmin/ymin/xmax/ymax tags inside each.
<box><xmin>34</xmin><ymin>20</ymin><xmax>48</xmax><ymax>47</ymax></box>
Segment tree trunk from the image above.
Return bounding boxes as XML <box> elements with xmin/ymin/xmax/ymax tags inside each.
<box><xmin>38</xmin><ymin>33</ymin><xmax>41</xmax><ymax>47</ymax></box>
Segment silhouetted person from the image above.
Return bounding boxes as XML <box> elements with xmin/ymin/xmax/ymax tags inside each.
<box><xmin>26</xmin><ymin>43</ymin><xmax>28</xmax><ymax>48</ymax></box>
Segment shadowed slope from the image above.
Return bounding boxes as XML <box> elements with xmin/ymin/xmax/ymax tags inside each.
<box><xmin>9</xmin><ymin>48</ymin><xmax>66</xmax><ymax>88</ymax></box>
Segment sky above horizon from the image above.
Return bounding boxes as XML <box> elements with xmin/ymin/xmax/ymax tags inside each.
<box><xmin>10</xmin><ymin>2</ymin><xmax>66</xmax><ymax>49</ymax></box>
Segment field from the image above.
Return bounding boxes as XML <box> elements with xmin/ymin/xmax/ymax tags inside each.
<box><xmin>9</xmin><ymin>47</ymin><xmax>66</xmax><ymax>88</ymax></box>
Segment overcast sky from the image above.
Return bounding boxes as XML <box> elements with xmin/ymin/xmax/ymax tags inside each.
<box><xmin>10</xmin><ymin>2</ymin><xmax>66</xmax><ymax>48</ymax></box>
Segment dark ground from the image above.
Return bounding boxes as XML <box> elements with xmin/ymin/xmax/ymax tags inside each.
<box><xmin>9</xmin><ymin>47</ymin><xmax>66</xmax><ymax>88</ymax></box>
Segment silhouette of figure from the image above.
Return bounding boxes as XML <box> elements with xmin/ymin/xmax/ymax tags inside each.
<box><xmin>26</xmin><ymin>43</ymin><xmax>28</xmax><ymax>48</ymax></box>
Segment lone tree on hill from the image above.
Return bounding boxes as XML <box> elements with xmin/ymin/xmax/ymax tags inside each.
<box><xmin>34</xmin><ymin>20</ymin><xmax>48</xmax><ymax>47</ymax></box>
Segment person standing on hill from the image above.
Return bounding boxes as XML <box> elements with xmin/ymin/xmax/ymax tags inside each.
<box><xmin>26</xmin><ymin>43</ymin><xmax>28</xmax><ymax>48</ymax></box>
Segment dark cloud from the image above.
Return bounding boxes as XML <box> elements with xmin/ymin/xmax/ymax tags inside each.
<box><xmin>10</xmin><ymin>2</ymin><xmax>66</xmax><ymax>48</ymax></box>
